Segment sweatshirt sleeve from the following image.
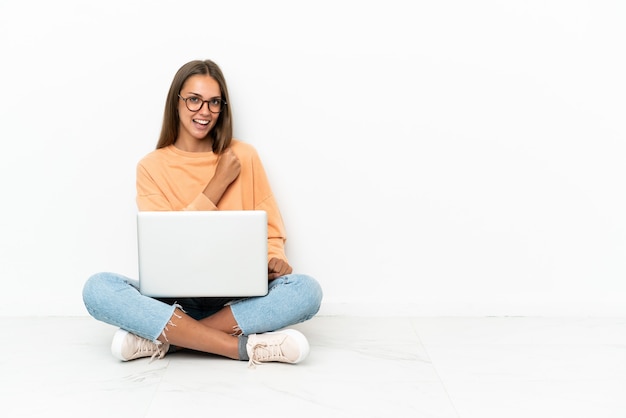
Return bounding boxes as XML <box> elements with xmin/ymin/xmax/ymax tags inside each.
<box><xmin>136</xmin><ymin>161</ymin><xmax>218</xmax><ymax>211</ymax></box>
<box><xmin>258</xmin><ymin>194</ymin><xmax>288</xmax><ymax>263</ymax></box>
<box><xmin>136</xmin><ymin>162</ymin><xmax>172</xmax><ymax>211</ymax></box>
<box><xmin>249</xmin><ymin>150</ymin><xmax>288</xmax><ymax>263</ymax></box>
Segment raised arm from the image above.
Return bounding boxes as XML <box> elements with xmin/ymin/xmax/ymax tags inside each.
<box><xmin>203</xmin><ymin>147</ymin><xmax>241</xmax><ymax>206</ymax></box>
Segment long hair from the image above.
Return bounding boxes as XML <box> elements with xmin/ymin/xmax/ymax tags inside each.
<box><xmin>156</xmin><ymin>60</ymin><xmax>233</xmax><ymax>153</ymax></box>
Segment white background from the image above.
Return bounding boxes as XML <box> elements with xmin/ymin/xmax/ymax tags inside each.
<box><xmin>0</xmin><ymin>0</ymin><xmax>624</xmax><ymax>317</ymax></box>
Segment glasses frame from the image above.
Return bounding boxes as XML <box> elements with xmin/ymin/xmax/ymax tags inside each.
<box><xmin>178</xmin><ymin>94</ymin><xmax>227</xmax><ymax>114</ymax></box>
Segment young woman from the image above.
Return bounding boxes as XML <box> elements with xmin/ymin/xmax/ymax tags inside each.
<box><xmin>82</xmin><ymin>59</ymin><xmax>323</xmax><ymax>366</ymax></box>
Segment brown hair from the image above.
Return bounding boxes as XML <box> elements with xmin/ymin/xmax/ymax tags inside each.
<box><xmin>156</xmin><ymin>60</ymin><xmax>233</xmax><ymax>153</ymax></box>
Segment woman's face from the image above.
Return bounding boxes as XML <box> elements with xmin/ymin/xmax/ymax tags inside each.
<box><xmin>177</xmin><ymin>74</ymin><xmax>222</xmax><ymax>143</ymax></box>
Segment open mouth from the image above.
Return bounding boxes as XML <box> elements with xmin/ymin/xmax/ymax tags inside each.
<box><xmin>193</xmin><ymin>119</ymin><xmax>210</xmax><ymax>125</ymax></box>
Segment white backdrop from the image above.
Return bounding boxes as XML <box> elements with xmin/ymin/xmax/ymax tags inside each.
<box><xmin>0</xmin><ymin>0</ymin><xmax>624</xmax><ymax>317</ymax></box>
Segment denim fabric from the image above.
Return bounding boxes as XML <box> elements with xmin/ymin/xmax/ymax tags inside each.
<box><xmin>82</xmin><ymin>271</ymin><xmax>322</xmax><ymax>342</ymax></box>
<box><xmin>229</xmin><ymin>274</ymin><xmax>323</xmax><ymax>335</ymax></box>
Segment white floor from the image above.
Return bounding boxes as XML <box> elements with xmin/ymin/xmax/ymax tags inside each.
<box><xmin>3</xmin><ymin>316</ymin><xmax>625</xmax><ymax>418</ymax></box>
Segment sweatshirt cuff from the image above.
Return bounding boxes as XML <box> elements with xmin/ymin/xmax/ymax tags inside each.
<box><xmin>186</xmin><ymin>193</ymin><xmax>218</xmax><ymax>211</ymax></box>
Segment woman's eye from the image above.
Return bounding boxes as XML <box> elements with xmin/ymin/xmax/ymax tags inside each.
<box><xmin>210</xmin><ymin>98</ymin><xmax>221</xmax><ymax>106</ymax></box>
<box><xmin>188</xmin><ymin>97</ymin><xmax>201</xmax><ymax>104</ymax></box>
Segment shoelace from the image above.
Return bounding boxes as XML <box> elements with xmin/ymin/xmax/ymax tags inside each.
<box><xmin>248</xmin><ymin>340</ymin><xmax>286</xmax><ymax>368</ymax></box>
<box><xmin>148</xmin><ymin>345</ymin><xmax>166</xmax><ymax>363</ymax></box>
<box><xmin>134</xmin><ymin>338</ymin><xmax>166</xmax><ymax>363</ymax></box>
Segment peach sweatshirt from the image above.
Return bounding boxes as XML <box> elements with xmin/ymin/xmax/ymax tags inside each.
<box><xmin>136</xmin><ymin>139</ymin><xmax>288</xmax><ymax>263</ymax></box>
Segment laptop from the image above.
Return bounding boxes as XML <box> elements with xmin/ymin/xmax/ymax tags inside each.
<box><xmin>137</xmin><ymin>210</ymin><xmax>268</xmax><ymax>297</ymax></box>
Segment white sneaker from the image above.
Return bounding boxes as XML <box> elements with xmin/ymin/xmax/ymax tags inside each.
<box><xmin>246</xmin><ymin>329</ymin><xmax>310</xmax><ymax>367</ymax></box>
<box><xmin>111</xmin><ymin>329</ymin><xmax>169</xmax><ymax>362</ymax></box>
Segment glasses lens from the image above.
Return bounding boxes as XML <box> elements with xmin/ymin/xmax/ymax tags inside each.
<box><xmin>186</xmin><ymin>97</ymin><xmax>202</xmax><ymax>111</ymax></box>
<box><xmin>208</xmin><ymin>98</ymin><xmax>222</xmax><ymax>113</ymax></box>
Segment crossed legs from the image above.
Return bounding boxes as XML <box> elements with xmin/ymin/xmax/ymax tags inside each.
<box><xmin>83</xmin><ymin>272</ymin><xmax>323</xmax><ymax>362</ymax></box>
<box><xmin>157</xmin><ymin>306</ymin><xmax>240</xmax><ymax>359</ymax></box>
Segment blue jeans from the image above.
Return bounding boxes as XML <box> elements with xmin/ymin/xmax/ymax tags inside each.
<box><xmin>82</xmin><ymin>272</ymin><xmax>323</xmax><ymax>342</ymax></box>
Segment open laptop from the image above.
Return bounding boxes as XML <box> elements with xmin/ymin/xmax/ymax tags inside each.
<box><xmin>137</xmin><ymin>210</ymin><xmax>268</xmax><ymax>298</ymax></box>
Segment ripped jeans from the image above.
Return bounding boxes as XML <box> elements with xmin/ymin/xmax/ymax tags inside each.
<box><xmin>82</xmin><ymin>272</ymin><xmax>323</xmax><ymax>342</ymax></box>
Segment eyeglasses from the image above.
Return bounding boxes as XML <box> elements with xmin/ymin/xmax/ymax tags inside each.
<box><xmin>178</xmin><ymin>94</ymin><xmax>227</xmax><ymax>113</ymax></box>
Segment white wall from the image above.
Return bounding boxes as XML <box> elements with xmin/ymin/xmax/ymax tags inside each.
<box><xmin>0</xmin><ymin>0</ymin><xmax>624</xmax><ymax>317</ymax></box>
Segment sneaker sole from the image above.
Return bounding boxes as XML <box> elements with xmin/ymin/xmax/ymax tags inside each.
<box><xmin>279</xmin><ymin>329</ymin><xmax>310</xmax><ymax>364</ymax></box>
<box><xmin>111</xmin><ymin>328</ymin><xmax>130</xmax><ymax>361</ymax></box>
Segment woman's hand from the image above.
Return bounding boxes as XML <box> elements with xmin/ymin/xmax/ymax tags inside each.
<box><xmin>203</xmin><ymin>148</ymin><xmax>241</xmax><ymax>205</ymax></box>
<box><xmin>214</xmin><ymin>147</ymin><xmax>241</xmax><ymax>186</ymax></box>
<box><xmin>268</xmin><ymin>257</ymin><xmax>293</xmax><ymax>280</ymax></box>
